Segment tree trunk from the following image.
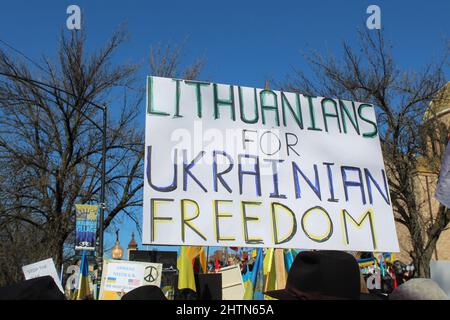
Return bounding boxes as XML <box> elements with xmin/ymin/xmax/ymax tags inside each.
<box><xmin>413</xmin><ymin>247</ymin><xmax>433</xmax><ymax>278</ymax></box>
<box><xmin>55</xmin><ymin>237</ymin><xmax>65</xmax><ymax>274</ymax></box>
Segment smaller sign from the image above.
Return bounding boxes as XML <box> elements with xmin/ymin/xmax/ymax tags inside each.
<box><xmin>22</xmin><ymin>258</ymin><xmax>64</xmax><ymax>293</ymax></box>
<box><xmin>99</xmin><ymin>260</ymin><xmax>163</xmax><ymax>300</ymax></box>
<box><xmin>217</xmin><ymin>264</ymin><xmax>245</xmax><ymax>300</ymax></box>
<box><xmin>75</xmin><ymin>204</ymin><xmax>99</xmax><ymax>251</ymax></box>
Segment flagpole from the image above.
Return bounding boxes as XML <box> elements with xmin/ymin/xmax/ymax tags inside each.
<box><xmin>206</xmin><ymin>247</ymin><xmax>210</xmax><ymax>272</ymax></box>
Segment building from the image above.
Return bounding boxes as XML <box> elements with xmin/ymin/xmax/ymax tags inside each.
<box><xmin>395</xmin><ymin>82</ymin><xmax>450</xmax><ymax>263</ymax></box>
<box><xmin>127</xmin><ymin>231</ymin><xmax>138</xmax><ymax>259</ymax></box>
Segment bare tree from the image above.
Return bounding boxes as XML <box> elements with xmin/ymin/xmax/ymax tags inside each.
<box><xmin>282</xmin><ymin>29</ymin><xmax>449</xmax><ymax>277</ymax></box>
<box><xmin>0</xmin><ymin>29</ymin><xmax>204</xmax><ymax>286</ymax></box>
<box><xmin>149</xmin><ymin>41</ymin><xmax>205</xmax><ymax>80</ymax></box>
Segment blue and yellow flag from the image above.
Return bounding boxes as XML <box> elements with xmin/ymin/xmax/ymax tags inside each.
<box><xmin>243</xmin><ymin>248</ymin><xmax>263</xmax><ymax>300</ymax></box>
<box><xmin>75</xmin><ymin>251</ymin><xmax>91</xmax><ymax>300</ymax></box>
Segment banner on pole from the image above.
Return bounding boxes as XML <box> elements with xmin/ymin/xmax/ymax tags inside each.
<box><xmin>75</xmin><ymin>204</ymin><xmax>99</xmax><ymax>251</ymax></box>
<box><xmin>142</xmin><ymin>76</ymin><xmax>399</xmax><ymax>252</ymax></box>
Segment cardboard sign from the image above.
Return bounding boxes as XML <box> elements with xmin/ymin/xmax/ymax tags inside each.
<box><xmin>22</xmin><ymin>258</ymin><xmax>64</xmax><ymax>293</ymax></box>
<box><xmin>99</xmin><ymin>260</ymin><xmax>163</xmax><ymax>300</ymax></box>
<box><xmin>142</xmin><ymin>76</ymin><xmax>399</xmax><ymax>252</ymax></box>
<box><xmin>217</xmin><ymin>264</ymin><xmax>245</xmax><ymax>300</ymax></box>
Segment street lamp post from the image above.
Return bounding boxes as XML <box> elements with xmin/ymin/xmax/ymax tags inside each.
<box><xmin>0</xmin><ymin>71</ymin><xmax>108</xmax><ymax>298</ymax></box>
<box><xmin>97</xmin><ymin>104</ymin><xmax>107</xmax><ymax>298</ymax></box>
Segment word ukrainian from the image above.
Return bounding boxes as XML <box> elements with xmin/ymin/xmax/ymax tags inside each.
<box><xmin>142</xmin><ymin>76</ymin><xmax>399</xmax><ymax>252</ymax></box>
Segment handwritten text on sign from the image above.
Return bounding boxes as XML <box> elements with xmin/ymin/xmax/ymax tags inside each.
<box><xmin>142</xmin><ymin>76</ymin><xmax>399</xmax><ymax>252</ymax></box>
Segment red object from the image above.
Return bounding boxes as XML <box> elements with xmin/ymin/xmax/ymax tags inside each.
<box><xmin>230</xmin><ymin>247</ymin><xmax>238</xmax><ymax>251</ymax></box>
<box><xmin>215</xmin><ymin>258</ymin><xmax>220</xmax><ymax>272</ymax></box>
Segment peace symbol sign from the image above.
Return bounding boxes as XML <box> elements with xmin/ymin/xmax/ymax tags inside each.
<box><xmin>145</xmin><ymin>265</ymin><xmax>159</xmax><ymax>283</ymax></box>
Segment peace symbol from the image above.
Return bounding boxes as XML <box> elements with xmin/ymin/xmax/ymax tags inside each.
<box><xmin>145</xmin><ymin>266</ymin><xmax>159</xmax><ymax>283</ymax></box>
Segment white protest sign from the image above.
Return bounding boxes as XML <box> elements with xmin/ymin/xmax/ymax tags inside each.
<box><xmin>99</xmin><ymin>260</ymin><xmax>163</xmax><ymax>300</ymax></box>
<box><xmin>22</xmin><ymin>258</ymin><xmax>64</xmax><ymax>293</ymax></box>
<box><xmin>142</xmin><ymin>76</ymin><xmax>399</xmax><ymax>252</ymax></box>
<box><xmin>218</xmin><ymin>264</ymin><xmax>245</xmax><ymax>300</ymax></box>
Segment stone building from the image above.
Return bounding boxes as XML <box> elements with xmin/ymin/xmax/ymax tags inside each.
<box><xmin>395</xmin><ymin>82</ymin><xmax>450</xmax><ymax>263</ymax></box>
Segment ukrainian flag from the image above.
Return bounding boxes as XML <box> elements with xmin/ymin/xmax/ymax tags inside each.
<box><xmin>75</xmin><ymin>251</ymin><xmax>91</xmax><ymax>300</ymax></box>
<box><xmin>243</xmin><ymin>248</ymin><xmax>263</xmax><ymax>300</ymax></box>
<box><xmin>177</xmin><ymin>246</ymin><xmax>206</xmax><ymax>292</ymax></box>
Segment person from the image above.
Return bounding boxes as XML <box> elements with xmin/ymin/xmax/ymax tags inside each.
<box><xmin>389</xmin><ymin>278</ymin><xmax>448</xmax><ymax>300</ymax></box>
<box><xmin>121</xmin><ymin>285</ymin><xmax>168</xmax><ymax>300</ymax></box>
<box><xmin>264</xmin><ymin>250</ymin><xmax>377</xmax><ymax>300</ymax></box>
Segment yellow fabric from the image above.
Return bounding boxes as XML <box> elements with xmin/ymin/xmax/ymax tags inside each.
<box><xmin>177</xmin><ymin>246</ymin><xmax>205</xmax><ymax>292</ymax></box>
<box><xmin>358</xmin><ymin>260</ymin><xmax>376</xmax><ymax>268</ymax></box>
<box><xmin>76</xmin><ymin>278</ymin><xmax>90</xmax><ymax>300</ymax></box>
<box><xmin>198</xmin><ymin>247</ymin><xmax>207</xmax><ymax>273</ymax></box>
<box><xmin>263</xmin><ymin>248</ymin><xmax>279</xmax><ymax>300</ymax></box>
<box><xmin>243</xmin><ymin>280</ymin><xmax>253</xmax><ymax>300</ymax></box>
<box><xmin>263</xmin><ymin>248</ymin><xmax>274</xmax><ymax>277</ymax></box>
<box><xmin>75</xmin><ymin>273</ymin><xmax>91</xmax><ymax>300</ymax></box>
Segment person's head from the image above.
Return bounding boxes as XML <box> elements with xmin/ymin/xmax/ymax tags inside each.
<box><xmin>121</xmin><ymin>285</ymin><xmax>167</xmax><ymax>300</ymax></box>
<box><xmin>264</xmin><ymin>250</ymin><xmax>364</xmax><ymax>300</ymax></box>
<box><xmin>389</xmin><ymin>278</ymin><xmax>448</xmax><ymax>300</ymax></box>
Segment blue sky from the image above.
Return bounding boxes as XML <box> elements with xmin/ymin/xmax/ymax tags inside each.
<box><xmin>0</xmin><ymin>1</ymin><xmax>448</xmax><ymax>258</ymax></box>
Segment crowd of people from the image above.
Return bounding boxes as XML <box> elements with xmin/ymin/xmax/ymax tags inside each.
<box><xmin>0</xmin><ymin>250</ymin><xmax>447</xmax><ymax>300</ymax></box>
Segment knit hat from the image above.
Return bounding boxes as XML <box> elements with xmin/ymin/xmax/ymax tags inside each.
<box><xmin>389</xmin><ymin>278</ymin><xmax>448</xmax><ymax>300</ymax></box>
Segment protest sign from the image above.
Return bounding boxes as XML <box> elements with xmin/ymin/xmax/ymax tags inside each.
<box><xmin>218</xmin><ymin>264</ymin><xmax>245</xmax><ymax>300</ymax></box>
<box><xmin>142</xmin><ymin>76</ymin><xmax>399</xmax><ymax>252</ymax></box>
<box><xmin>75</xmin><ymin>204</ymin><xmax>99</xmax><ymax>251</ymax></box>
<box><xmin>22</xmin><ymin>258</ymin><xmax>64</xmax><ymax>293</ymax></box>
<box><xmin>99</xmin><ymin>260</ymin><xmax>163</xmax><ymax>300</ymax></box>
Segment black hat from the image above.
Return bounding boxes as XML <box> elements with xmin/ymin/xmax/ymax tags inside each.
<box><xmin>121</xmin><ymin>285</ymin><xmax>167</xmax><ymax>300</ymax></box>
<box><xmin>265</xmin><ymin>250</ymin><xmax>363</xmax><ymax>300</ymax></box>
<box><xmin>0</xmin><ymin>276</ymin><xmax>66</xmax><ymax>300</ymax></box>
